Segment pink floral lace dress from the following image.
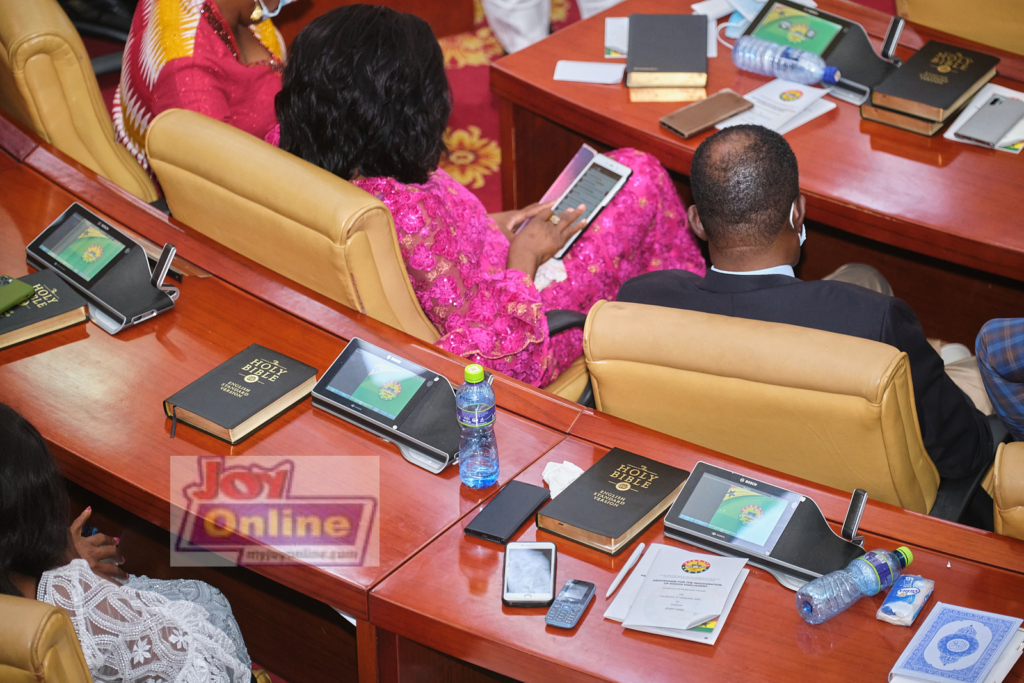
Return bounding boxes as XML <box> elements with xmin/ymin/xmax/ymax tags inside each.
<box><xmin>352</xmin><ymin>149</ymin><xmax>705</xmax><ymax>387</ymax></box>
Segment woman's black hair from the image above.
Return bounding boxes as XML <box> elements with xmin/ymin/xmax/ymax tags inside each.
<box><xmin>276</xmin><ymin>4</ymin><xmax>452</xmax><ymax>184</ymax></box>
<box><xmin>0</xmin><ymin>403</ymin><xmax>69</xmax><ymax>597</ymax></box>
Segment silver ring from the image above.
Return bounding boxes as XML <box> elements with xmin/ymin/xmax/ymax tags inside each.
<box><xmin>548</xmin><ymin>215</ymin><xmax>561</xmax><ymax>226</ymax></box>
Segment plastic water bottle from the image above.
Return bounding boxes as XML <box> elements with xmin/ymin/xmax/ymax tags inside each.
<box><xmin>457</xmin><ymin>364</ymin><xmax>499</xmax><ymax>488</ymax></box>
<box><xmin>732</xmin><ymin>35</ymin><xmax>841</xmax><ymax>85</ymax></box>
<box><xmin>795</xmin><ymin>546</ymin><xmax>913</xmax><ymax>624</ymax></box>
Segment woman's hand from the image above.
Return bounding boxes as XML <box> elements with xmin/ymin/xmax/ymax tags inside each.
<box><xmin>489</xmin><ymin>201</ymin><xmax>557</xmax><ymax>242</ymax></box>
<box><xmin>506</xmin><ymin>204</ymin><xmax>587</xmax><ymax>280</ymax></box>
<box><xmin>68</xmin><ymin>507</ymin><xmax>127</xmax><ymax>582</ymax></box>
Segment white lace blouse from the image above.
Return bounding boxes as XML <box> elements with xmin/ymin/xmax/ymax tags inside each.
<box><xmin>37</xmin><ymin>560</ymin><xmax>251</xmax><ymax>683</ymax></box>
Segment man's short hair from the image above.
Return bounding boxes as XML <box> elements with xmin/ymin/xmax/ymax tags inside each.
<box><xmin>690</xmin><ymin>125</ymin><xmax>799</xmax><ymax>248</ymax></box>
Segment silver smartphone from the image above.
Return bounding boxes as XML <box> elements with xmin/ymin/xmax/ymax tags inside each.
<box><xmin>502</xmin><ymin>541</ymin><xmax>556</xmax><ymax>607</ymax></box>
<box><xmin>954</xmin><ymin>95</ymin><xmax>1024</xmax><ymax>148</ymax></box>
<box><xmin>550</xmin><ymin>154</ymin><xmax>632</xmax><ymax>259</ymax></box>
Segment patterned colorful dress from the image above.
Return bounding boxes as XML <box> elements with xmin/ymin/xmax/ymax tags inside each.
<box><xmin>114</xmin><ymin>0</ymin><xmax>285</xmax><ymax>172</ymax></box>
<box><xmin>352</xmin><ymin>149</ymin><xmax>706</xmax><ymax>387</ymax></box>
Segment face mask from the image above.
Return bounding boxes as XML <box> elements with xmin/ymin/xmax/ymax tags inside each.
<box><xmin>789</xmin><ymin>201</ymin><xmax>806</xmax><ymax>247</ymax></box>
<box><xmin>255</xmin><ymin>0</ymin><xmax>292</xmax><ymax>20</ymax></box>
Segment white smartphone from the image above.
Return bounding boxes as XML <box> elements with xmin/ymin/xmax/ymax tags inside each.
<box><xmin>550</xmin><ymin>154</ymin><xmax>632</xmax><ymax>259</ymax></box>
<box><xmin>502</xmin><ymin>541</ymin><xmax>557</xmax><ymax>607</ymax></box>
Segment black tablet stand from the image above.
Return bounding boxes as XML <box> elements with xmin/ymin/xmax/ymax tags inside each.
<box><xmin>665</xmin><ymin>489</ymin><xmax>869</xmax><ymax>591</ymax></box>
<box><xmin>827</xmin><ymin>16</ymin><xmax>905</xmax><ymax>105</ymax></box>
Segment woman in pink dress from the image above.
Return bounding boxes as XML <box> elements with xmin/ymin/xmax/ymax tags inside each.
<box><xmin>273</xmin><ymin>6</ymin><xmax>706</xmax><ymax>388</ymax></box>
<box><xmin>114</xmin><ymin>0</ymin><xmax>293</xmax><ymax>172</ymax></box>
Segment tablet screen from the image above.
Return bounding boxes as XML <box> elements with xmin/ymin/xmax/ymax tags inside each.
<box><xmin>750</xmin><ymin>2</ymin><xmax>843</xmax><ymax>56</ymax></box>
<box><xmin>554</xmin><ymin>163</ymin><xmax>625</xmax><ymax>223</ymax></box>
<box><xmin>675</xmin><ymin>471</ymin><xmax>797</xmax><ymax>553</ymax></box>
<box><xmin>324</xmin><ymin>348</ymin><xmax>427</xmax><ymax>421</ymax></box>
<box><xmin>39</xmin><ymin>215</ymin><xmax>127</xmax><ymax>282</ymax></box>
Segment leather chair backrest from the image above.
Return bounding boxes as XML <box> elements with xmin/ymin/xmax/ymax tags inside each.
<box><xmin>583</xmin><ymin>300</ymin><xmax>941</xmax><ymax>513</ymax></box>
<box><xmin>895</xmin><ymin>0</ymin><xmax>1024</xmax><ymax>57</ymax></box>
<box><xmin>0</xmin><ymin>594</ymin><xmax>93</xmax><ymax>683</ymax></box>
<box><xmin>145</xmin><ymin>108</ymin><xmax>440</xmax><ymax>341</ymax></box>
<box><xmin>992</xmin><ymin>442</ymin><xmax>1024</xmax><ymax>539</ymax></box>
<box><xmin>0</xmin><ymin>0</ymin><xmax>157</xmax><ymax>201</ymax></box>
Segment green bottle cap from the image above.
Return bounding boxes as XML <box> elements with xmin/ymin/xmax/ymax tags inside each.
<box><xmin>464</xmin><ymin>364</ymin><xmax>485</xmax><ymax>383</ymax></box>
<box><xmin>896</xmin><ymin>546</ymin><xmax>913</xmax><ymax>567</ymax></box>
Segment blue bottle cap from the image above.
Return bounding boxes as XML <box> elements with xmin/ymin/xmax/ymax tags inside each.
<box><xmin>823</xmin><ymin>66</ymin><xmax>841</xmax><ymax>85</ymax></box>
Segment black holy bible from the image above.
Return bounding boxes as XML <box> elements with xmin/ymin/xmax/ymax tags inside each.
<box><xmin>625</xmin><ymin>14</ymin><xmax>708</xmax><ymax>88</ymax></box>
<box><xmin>0</xmin><ymin>270</ymin><xmax>88</xmax><ymax>349</ymax></box>
<box><xmin>537</xmin><ymin>448</ymin><xmax>688</xmax><ymax>555</ymax></box>
<box><xmin>164</xmin><ymin>344</ymin><xmax>317</xmax><ymax>443</ymax></box>
<box><xmin>871</xmin><ymin>41</ymin><xmax>999</xmax><ymax>122</ymax></box>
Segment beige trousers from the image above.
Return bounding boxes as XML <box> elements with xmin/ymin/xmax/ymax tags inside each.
<box><xmin>822</xmin><ymin>263</ymin><xmax>993</xmax><ymax>416</ymax></box>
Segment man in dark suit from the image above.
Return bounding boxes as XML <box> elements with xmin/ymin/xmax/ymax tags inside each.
<box><xmin>618</xmin><ymin>124</ymin><xmax>993</xmax><ymax>480</ymax></box>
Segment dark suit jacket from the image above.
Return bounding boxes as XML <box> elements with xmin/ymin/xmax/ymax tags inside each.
<box><xmin>618</xmin><ymin>269</ymin><xmax>992</xmax><ymax>479</ymax></box>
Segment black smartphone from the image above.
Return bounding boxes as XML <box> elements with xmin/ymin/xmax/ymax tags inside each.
<box><xmin>464</xmin><ymin>481</ymin><xmax>550</xmax><ymax>544</ymax></box>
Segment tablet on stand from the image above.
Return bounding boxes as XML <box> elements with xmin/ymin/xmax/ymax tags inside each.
<box><xmin>312</xmin><ymin>338</ymin><xmax>465</xmax><ymax>474</ymax></box>
<box><xmin>663</xmin><ymin>462</ymin><xmax>867</xmax><ymax>590</ymax></box>
<box><xmin>26</xmin><ymin>203</ymin><xmax>177</xmax><ymax>334</ymax></box>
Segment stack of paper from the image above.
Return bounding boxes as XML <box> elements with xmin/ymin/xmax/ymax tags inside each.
<box><xmin>604</xmin><ymin>544</ymin><xmax>748</xmax><ymax>645</ymax></box>
<box><xmin>716</xmin><ymin>79</ymin><xmax>836</xmax><ymax>134</ymax></box>
<box><xmin>943</xmin><ymin>84</ymin><xmax>1024</xmax><ymax>154</ymax></box>
<box><xmin>890</xmin><ymin>603</ymin><xmax>1024</xmax><ymax>683</ymax></box>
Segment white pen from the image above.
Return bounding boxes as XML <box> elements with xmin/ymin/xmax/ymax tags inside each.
<box><xmin>606</xmin><ymin>542</ymin><xmax>645</xmax><ymax>599</ymax></box>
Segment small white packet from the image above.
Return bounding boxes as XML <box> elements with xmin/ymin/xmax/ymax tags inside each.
<box><xmin>877</xmin><ymin>575</ymin><xmax>935</xmax><ymax>626</ymax></box>
<box><xmin>542</xmin><ymin>460</ymin><xmax>584</xmax><ymax>497</ymax></box>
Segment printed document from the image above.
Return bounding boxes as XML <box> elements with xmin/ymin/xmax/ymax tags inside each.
<box><xmin>621</xmin><ymin>546</ymin><xmax>747</xmax><ymax>634</ymax></box>
<box><xmin>717</xmin><ymin>79</ymin><xmax>828</xmax><ymax>133</ymax></box>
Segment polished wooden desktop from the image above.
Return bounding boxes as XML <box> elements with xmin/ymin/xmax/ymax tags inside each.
<box><xmin>372</xmin><ymin>436</ymin><xmax>1024</xmax><ymax>683</ymax></box>
<box><xmin>2</xmin><ymin>115</ymin><xmax>1024</xmax><ymax>683</ymax></box>
<box><xmin>490</xmin><ymin>0</ymin><xmax>1024</xmax><ymax>346</ymax></box>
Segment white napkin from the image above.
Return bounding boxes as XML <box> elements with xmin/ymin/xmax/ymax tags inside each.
<box><xmin>542</xmin><ymin>460</ymin><xmax>585</xmax><ymax>498</ymax></box>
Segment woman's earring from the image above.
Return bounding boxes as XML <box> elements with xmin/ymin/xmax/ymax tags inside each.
<box><xmin>249</xmin><ymin>2</ymin><xmax>264</xmax><ymax>23</ymax></box>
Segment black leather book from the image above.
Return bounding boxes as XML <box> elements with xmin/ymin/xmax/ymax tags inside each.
<box><xmin>871</xmin><ymin>41</ymin><xmax>999</xmax><ymax>122</ymax></box>
<box><xmin>0</xmin><ymin>270</ymin><xmax>88</xmax><ymax>349</ymax></box>
<box><xmin>625</xmin><ymin>14</ymin><xmax>708</xmax><ymax>89</ymax></box>
<box><xmin>164</xmin><ymin>344</ymin><xmax>317</xmax><ymax>443</ymax></box>
<box><xmin>536</xmin><ymin>448</ymin><xmax>688</xmax><ymax>555</ymax></box>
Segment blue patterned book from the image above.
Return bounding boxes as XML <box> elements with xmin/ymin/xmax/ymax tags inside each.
<box><xmin>890</xmin><ymin>603</ymin><xmax>1023</xmax><ymax>683</ymax></box>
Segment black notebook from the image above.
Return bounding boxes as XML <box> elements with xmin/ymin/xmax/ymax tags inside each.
<box><xmin>536</xmin><ymin>448</ymin><xmax>688</xmax><ymax>555</ymax></box>
<box><xmin>871</xmin><ymin>41</ymin><xmax>999</xmax><ymax>122</ymax></box>
<box><xmin>0</xmin><ymin>270</ymin><xmax>88</xmax><ymax>350</ymax></box>
<box><xmin>625</xmin><ymin>14</ymin><xmax>708</xmax><ymax>89</ymax></box>
<box><xmin>164</xmin><ymin>344</ymin><xmax>317</xmax><ymax>443</ymax></box>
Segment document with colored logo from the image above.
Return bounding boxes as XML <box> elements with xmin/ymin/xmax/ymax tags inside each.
<box><xmin>621</xmin><ymin>547</ymin><xmax>748</xmax><ymax>638</ymax></box>
<box><xmin>717</xmin><ymin>78</ymin><xmax>828</xmax><ymax>133</ymax></box>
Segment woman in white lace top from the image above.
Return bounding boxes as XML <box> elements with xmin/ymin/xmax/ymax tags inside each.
<box><xmin>0</xmin><ymin>403</ymin><xmax>253</xmax><ymax>683</ymax></box>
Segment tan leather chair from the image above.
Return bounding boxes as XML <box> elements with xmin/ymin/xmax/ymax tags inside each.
<box><xmin>0</xmin><ymin>0</ymin><xmax>158</xmax><ymax>201</ymax></box>
<box><xmin>895</xmin><ymin>0</ymin><xmax>1024</xmax><ymax>57</ymax></box>
<box><xmin>145</xmin><ymin>108</ymin><xmax>588</xmax><ymax>400</ymax></box>
<box><xmin>583</xmin><ymin>300</ymin><xmax>942</xmax><ymax>513</ymax></box>
<box><xmin>0</xmin><ymin>594</ymin><xmax>93</xmax><ymax>683</ymax></box>
<box><xmin>992</xmin><ymin>441</ymin><xmax>1024</xmax><ymax>539</ymax></box>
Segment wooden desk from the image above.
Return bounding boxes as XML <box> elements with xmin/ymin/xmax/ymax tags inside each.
<box><xmin>4</xmin><ymin>107</ymin><xmax>1024</xmax><ymax>683</ymax></box>
<box><xmin>370</xmin><ymin>436</ymin><xmax>1024</xmax><ymax>683</ymax></box>
<box><xmin>490</xmin><ymin>0</ymin><xmax>1024</xmax><ymax>345</ymax></box>
<box><xmin>0</xmin><ymin>156</ymin><xmax>567</xmax><ymax>681</ymax></box>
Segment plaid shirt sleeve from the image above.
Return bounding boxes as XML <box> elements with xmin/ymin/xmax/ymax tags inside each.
<box><xmin>976</xmin><ymin>318</ymin><xmax>1024</xmax><ymax>442</ymax></box>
